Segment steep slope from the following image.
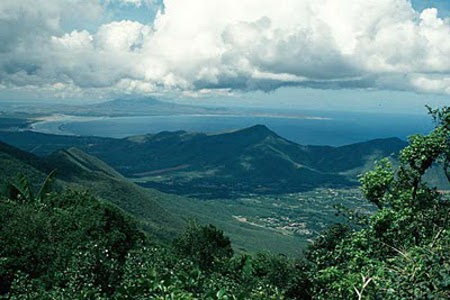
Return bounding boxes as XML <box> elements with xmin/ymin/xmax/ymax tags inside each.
<box><xmin>0</xmin><ymin>141</ymin><xmax>49</xmax><ymax>188</ymax></box>
<box><xmin>45</xmin><ymin>148</ymin><xmax>185</xmax><ymax>239</ymax></box>
<box><xmin>305</xmin><ymin>137</ymin><xmax>408</xmax><ymax>174</ymax></box>
<box><xmin>0</xmin><ymin>141</ymin><xmax>184</xmax><ymax>240</ymax></box>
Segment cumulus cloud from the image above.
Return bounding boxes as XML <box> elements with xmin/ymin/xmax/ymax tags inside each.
<box><xmin>0</xmin><ymin>0</ymin><xmax>449</xmax><ymax>98</ymax></box>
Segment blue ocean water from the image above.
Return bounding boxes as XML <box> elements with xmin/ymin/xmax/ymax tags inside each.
<box><xmin>35</xmin><ymin>111</ymin><xmax>434</xmax><ymax>146</ymax></box>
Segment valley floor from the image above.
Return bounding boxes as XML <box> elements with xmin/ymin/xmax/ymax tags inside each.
<box><xmin>151</xmin><ymin>187</ymin><xmax>374</xmax><ymax>255</ymax></box>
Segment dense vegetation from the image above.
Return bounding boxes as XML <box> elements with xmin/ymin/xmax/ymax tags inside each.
<box><xmin>303</xmin><ymin>106</ymin><xmax>450</xmax><ymax>299</ymax></box>
<box><xmin>0</xmin><ymin>182</ymin><xmax>289</xmax><ymax>299</ymax></box>
<box><xmin>1</xmin><ymin>107</ymin><xmax>450</xmax><ymax>299</ymax></box>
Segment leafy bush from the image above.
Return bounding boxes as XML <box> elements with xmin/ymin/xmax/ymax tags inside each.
<box><xmin>0</xmin><ymin>187</ymin><xmax>143</xmax><ymax>297</ymax></box>
<box><xmin>0</xmin><ymin>185</ymin><xmax>285</xmax><ymax>299</ymax></box>
<box><xmin>173</xmin><ymin>220</ymin><xmax>234</xmax><ymax>271</ymax></box>
<box><xmin>301</xmin><ymin>106</ymin><xmax>450</xmax><ymax>299</ymax></box>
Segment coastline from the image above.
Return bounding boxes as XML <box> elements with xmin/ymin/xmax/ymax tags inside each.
<box><xmin>27</xmin><ymin>113</ymin><xmax>332</xmax><ymax>136</ymax></box>
<box><xmin>5</xmin><ymin>111</ymin><xmax>433</xmax><ymax>147</ymax></box>
<box><xmin>29</xmin><ymin>114</ymin><xmax>111</xmax><ymax>135</ymax></box>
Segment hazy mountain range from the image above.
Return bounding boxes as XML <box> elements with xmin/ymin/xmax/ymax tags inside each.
<box><xmin>1</xmin><ymin>97</ymin><xmax>329</xmax><ymax>122</ymax></box>
<box><xmin>0</xmin><ymin>97</ymin><xmax>227</xmax><ymax>118</ymax></box>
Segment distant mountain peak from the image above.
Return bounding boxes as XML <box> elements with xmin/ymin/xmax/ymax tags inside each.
<box><xmin>232</xmin><ymin>124</ymin><xmax>279</xmax><ymax>139</ymax></box>
<box><xmin>249</xmin><ymin>124</ymin><xmax>272</xmax><ymax>131</ymax></box>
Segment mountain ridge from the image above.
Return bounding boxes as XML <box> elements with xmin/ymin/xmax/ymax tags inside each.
<box><xmin>0</xmin><ymin>125</ymin><xmax>410</xmax><ymax>197</ymax></box>
<box><xmin>0</xmin><ymin>141</ymin><xmax>185</xmax><ymax>240</ymax></box>
<box><xmin>0</xmin><ymin>140</ymin><xmax>323</xmax><ymax>253</ymax></box>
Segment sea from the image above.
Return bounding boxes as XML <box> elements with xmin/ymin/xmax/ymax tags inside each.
<box><xmin>31</xmin><ymin>111</ymin><xmax>434</xmax><ymax>146</ymax></box>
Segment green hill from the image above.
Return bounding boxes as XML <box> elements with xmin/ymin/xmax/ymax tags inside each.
<box><xmin>0</xmin><ymin>126</ymin><xmax>410</xmax><ymax>197</ymax></box>
<box><xmin>0</xmin><ymin>141</ymin><xmax>317</xmax><ymax>254</ymax></box>
<box><xmin>0</xmin><ymin>141</ymin><xmax>49</xmax><ymax>190</ymax></box>
<box><xmin>0</xmin><ymin>142</ymin><xmax>184</xmax><ymax>240</ymax></box>
<box><xmin>44</xmin><ymin>148</ymin><xmax>185</xmax><ymax>240</ymax></box>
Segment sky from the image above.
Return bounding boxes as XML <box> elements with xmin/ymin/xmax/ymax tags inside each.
<box><xmin>0</xmin><ymin>0</ymin><xmax>449</xmax><ymax>113</ymax></box>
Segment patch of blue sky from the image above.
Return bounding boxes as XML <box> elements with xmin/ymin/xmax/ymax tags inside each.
<box><xmin>411</xmin><ymin>0</ymin><xmax>450</xmax><ymax>17</ymax></box>
<box><xmin>61</xmin><ymin>0</ymin><xmax>163</xmax><ymax>33</ymax></box>
<box><xmin>102</xmin><ymin>0</ymin><xmax>164</xmax><ymax>24</ymax></box>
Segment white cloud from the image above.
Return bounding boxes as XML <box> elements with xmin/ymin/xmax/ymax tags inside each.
<box><xmin>51</xmin><ymin>31</ymin><xmax>94</xmax><ymax>51</ymax></box>
<box><xmin>95</xmin><ymin>21</ymin><xmax>151</xmax><ymax>51</ymax></box>
<box><xmin>0</xmin><ymin>0</ymin><xmax>449</xmax><ymax>99</ymax></box>
<box><xmin>410</xmin><ymin>75</ymin><xmax>450</xmax><ymax>94</ymax></box>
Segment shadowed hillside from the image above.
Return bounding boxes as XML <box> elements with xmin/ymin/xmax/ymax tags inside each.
<box><xmin>0</xmin><ymin>142</ymin><xmax>184</xmax><ymax>240</ymax></box>
<box><xmin>0</xmin><ymin>141</ymin><xmax>49</xmax><ymax>190</ymax></box>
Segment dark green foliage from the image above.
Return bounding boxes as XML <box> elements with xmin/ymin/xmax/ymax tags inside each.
<box><xmin>305</xmin><ymin>224</ymin><xmax>352</xmax><ymax>269</ymax></box>
<box><xmin>0</xmin><ymin>141</ymin><xmax>51</xmax><ymax>195</ymax></box>
<box><xmin>173</xmin><ymin>221</ymin><xmax>234</xmax><ymax>271</ymax></box>
<box><xmin>360</xmin><ymin>158</ymin><xmax>394</xmax><ymax>209</ymax></box>
<box><xmin>251</xmin><ymin>252</ymin><xmax>312</xmax><ymax>299</ymax></box>
<box><xmin>109</xmin><ymin>245</ymin><xmax>286</xmax><ymax>300</ymax></box>
<box><xmin>0</xmin><ymin>187</ymin><xmax>143</xmax><ymax>297</ymax></box>
<box><xmin>300</xmin><ymin>106</ymin><xmax>450</xmax><ymax>299</ymax></box>
<box><xmin>252</xmin><ymin>253</ymin><xmax>292</xmax><ymax>288</ymax></box>
<box><xmin>0</xmin><ymin>177</ymin><xmax>287</xmax><ymax>299</ymax></box>
<box><xmin>3</xmin><ymin>170</ymin><xmax>56</xmax><ymax>203</ymax></box>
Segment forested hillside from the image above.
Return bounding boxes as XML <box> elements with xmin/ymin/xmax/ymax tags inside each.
<box><xmin>0</xmin><ymin>141</ymin><xmax>315</xmax><ymax>254</ymax></box>
<box><xmin>0</xmin><ymin>125</ymin><xmax>412</xmax><ymax>197</ymax></box>
<box><xmin>0</xmin><ymin>140</ymin><xmax>184</xmax><ymax>240</ymax></box>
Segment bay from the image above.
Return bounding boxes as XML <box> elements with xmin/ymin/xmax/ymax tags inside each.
<box><xmin>32</xmin><ymin>111</ymin><xmax>433</xmax><ymax>146</ymax></box>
